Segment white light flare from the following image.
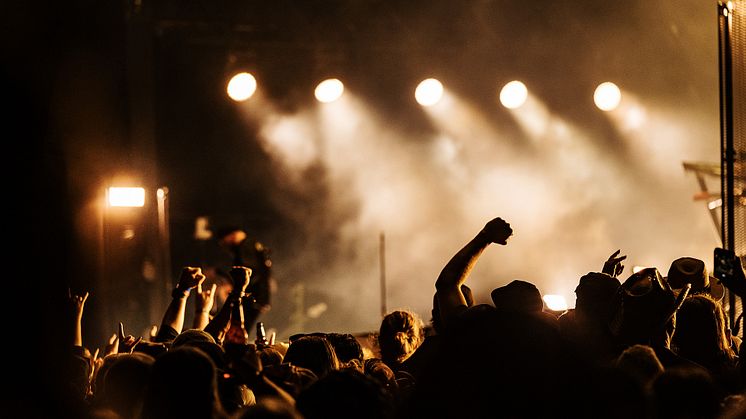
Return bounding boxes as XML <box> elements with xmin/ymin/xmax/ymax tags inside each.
<box><xmin>226</xmin><ymin>72</ymin><xmax>257</xmax><ymax>102</ymax></box>
<box><xmin>315</xmin><ymin>78</ymin><xmax>345</xmax><ymax>103</ymax></box>
<box><xmin>415</xmin><ymin>78</ymin><xmax>444</xmax><ymax>106</ymax></box>
<box><xmin>499</xmin><ymin>81</ymin><xmax>528</xmax><ymax>109</ymax></box>
<box><xmin>543</xmin><ymin>294</ymin><xmax>568</xmax><ymax>312</ymax></box>
<box><xmin>594</xmin><ymin>82</ymin><xmax>622</xmax><ymax>111</ymax></box>
<box><xmin>107</xmin><ymin>187</ymin><xmax>145</xmax><ymax>207</ymax></box>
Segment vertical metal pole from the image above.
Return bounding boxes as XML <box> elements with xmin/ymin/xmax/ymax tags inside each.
<box><xmin>99</xmin><ymin>187</ymin><xmax>112</xmax><ymax>338</ymax></box>
<box><xmin>719</xmin><ymin>2</ymin><xmax>737</xmax><ymax>328</ymax></box>
<box><xmin>380</xmin><ymin>232</ymin><xmax>387</xmax><ymax>318</ymax></box>
<box><xmin>157</xmin><ymin>187</ymin><xmax>172</xmax><ymax>314</ymax></box>
<box><xmin>721</xmin><ymin>2</ymin><xmax>736</xmax><ymax>255</ymax></box>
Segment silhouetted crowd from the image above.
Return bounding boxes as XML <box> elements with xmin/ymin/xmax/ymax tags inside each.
<box><xmin>60</xmin><ymin>217</ymin><xmax>746</xmax><ymax>418</ymax></box>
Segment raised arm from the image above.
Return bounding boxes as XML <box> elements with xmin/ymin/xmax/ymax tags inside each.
<box><xmin>435</xmin><ymin>217</ymin><xmax>512</xmax><ymax>324</ymax></box>
<box><xmin>154</xmin><ymin>267</ymin><xmax>205</xmax><ymax>342</ymax></box>
<box><xmin>68</xmin><ymin>289</ymin><xmax>89</xmax><ymax>348</ymax></box>
<box><xmin>204</xmin><ymin>266</ymin><xmax>252</xmax><ymax>344</ymax></box>
<box><xmin>193</xmin><ymin>283</ymin><xmax>217</xmax><ymax>330</ymax></box>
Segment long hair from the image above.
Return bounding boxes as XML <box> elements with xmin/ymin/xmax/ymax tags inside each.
<box><xmin>377</xmin><ymin>310</ymin><xmax>424</xmax><ymax>366</ymax></box>
<box><xmin>671</xmin><ymin>293</ymin><xmax>736</xmax><ymax>367</ymax></box>
<box><xmin>283</xmin><ymin>335</ymin><xmax>340</xmax><ymax>379</ymax></box>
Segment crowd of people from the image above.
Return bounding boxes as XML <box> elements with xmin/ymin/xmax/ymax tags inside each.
<box><xmin>57</xmin><ymin>216</ymin><xmax>746</xmax><ymax>418</ymax></box>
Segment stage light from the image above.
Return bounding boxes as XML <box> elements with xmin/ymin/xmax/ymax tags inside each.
<box><xmin>415</xmin><ymin>78</ymin><xmax>443</xmax><ymax>106</ymax></box>
<box><xmin>499</xmin><ymin>80</ymin><xmax>528</xmax><ymax>109</ymax></box>
<box><xmin>542</xmin><ymin>294</ymin><xmax>568</xmax><ymax>311</ymax></box>
<box><xmin>227</xmin><ymin>72</ymin><xmax>257</xmax><ymax>102</ymax></box>
<box><xmin>594</xmin><ymin>82</ymin><xmax>621</xmax><ymax>111</ymax></box>
<box><xmin>315</xmin><ymin>78</ymin><xmax>344</xmax><ymax>103</ymax></box>
<box><xmin>107</xmin><ymin>187</ymin><xmax>145</xmax><ymax>207</ymax></box>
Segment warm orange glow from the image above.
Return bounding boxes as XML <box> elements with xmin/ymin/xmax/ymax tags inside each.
<box><xmin>107</xmin><ymin>187</ymin><xmax>145</xmax><ymax>207</ymax></box>
<box><xmin>542</xmin><ymin>294</ymin><xmax>568</xmax><ymax>311</ymax></box>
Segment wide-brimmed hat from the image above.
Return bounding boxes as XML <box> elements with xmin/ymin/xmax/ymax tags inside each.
<box><xmin>666</xmin><ymin>257</ymin><xmax>724</xmax><ymax>301</ymax></box>
<box><xmin>491</xmin><ymin>280</ymin><xmax>561</xmax><ymax>329</ymax></box>
<box><xmin>608</xmin><ymin>267</ymin><xmax>690</xmax><ymax>345</ymax></box>
<box><xmin>491</xmin><ymin>280</ymin><xmax>544</xmax><ymax>313</ymax></box>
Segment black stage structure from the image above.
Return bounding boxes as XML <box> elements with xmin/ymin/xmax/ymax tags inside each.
<box><xmin>718</xmin><ymin>0</ymin><xmax>746</xmax><ymax>333</ymax></box>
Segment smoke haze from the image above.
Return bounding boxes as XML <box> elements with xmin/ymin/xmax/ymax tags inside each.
<box><xmin>150</xmin><ymin>0</ymin><xmax>723</xmax><ymax>338</ymax></box>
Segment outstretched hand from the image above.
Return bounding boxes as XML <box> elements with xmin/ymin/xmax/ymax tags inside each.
<box><xmin>195</xmin><ymin>283</ymin><xmax>217</xmax><ymax>314</ymax></box>
<box><xmin>481</xmin><ymin>217</ymin><xmax>513</xmax><ymax>245</ymax></box>
<box><xmin>117</xmin><ymin>322</ymin><xmax>142</xmax><ymax>354</ymax></box>
<box><xmin>68</xmin><ymin>289</ymin><xmax>89</xmax><ymax>316</ymax></box>
<box><xmin>602</xmin><ymin>250</ymin><xmax>627</xmax><ymax>278</ymax></box>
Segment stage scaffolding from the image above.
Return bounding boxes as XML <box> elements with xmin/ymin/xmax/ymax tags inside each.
<box><xmin>684</xmin><ymin>2</ymin><xmax>746</xmax><ymax>336</ymax></box>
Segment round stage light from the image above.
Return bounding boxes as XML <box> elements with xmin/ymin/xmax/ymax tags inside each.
<box><xmin>226</xmin><ymin>72</ymin><xmax>257</xmax><ymax>102</ymax></box>
<box><xmin>315</xmin><ymin>78</ymin><xmax>345</xmax><ymax>103</ymax></box>
<box><xmin>415</xmin><ymin>78</ymin><xmax>444</xmax><ymax>106</ymax></box>
<box><xmin>499</xmin><ymin>80</ymin><xmax>528</xmax><ymax>109</ymax></box>
<box><xmin>594</xmin><ymin>82</ymin><xmax>621</xmax><ymax>111</ymax></box>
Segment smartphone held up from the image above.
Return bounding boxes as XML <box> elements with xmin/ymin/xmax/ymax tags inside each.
<box><xmin>714</xmin><ymin>247</ymin><xmax>738</xmax><ymax>282</ymax></box>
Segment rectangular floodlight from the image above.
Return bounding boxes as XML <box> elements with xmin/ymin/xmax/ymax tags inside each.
<box><xmin>108</xmin><ymin>187</ymin><xmax>145</xmax><ymax>207</ymax></box>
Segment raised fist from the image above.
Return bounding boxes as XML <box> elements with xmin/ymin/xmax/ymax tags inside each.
<box><xmin>177</xmin><ymin>267</ymin><xmax>206</xmax><ymax>291</ymax></box>
<box><xmin>229</xmin><ymin>266</ymin><xmax>252</xmax><ymax>294</ymax></box>
<box><xmin>481</xmin><ymin>217</ymin><xmax>513</xmax><ymax>245</ymax></box>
